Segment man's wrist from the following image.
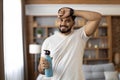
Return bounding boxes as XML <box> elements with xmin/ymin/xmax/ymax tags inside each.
<box><xmin>40</xmin><ymin>66</ymin><xmax>45</xmax><ymax>74</ymax></box>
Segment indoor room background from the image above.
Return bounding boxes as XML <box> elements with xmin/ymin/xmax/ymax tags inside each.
<box><xmin>1</xmin><ymin>0</ymin><xmax>120</xmax><ymax>80</ymax></box>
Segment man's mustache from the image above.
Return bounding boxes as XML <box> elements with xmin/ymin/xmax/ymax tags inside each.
<box><xmin>60</xmin><ymin>25</ymin><xmax>68</xmax><ymax>28</ymax></box>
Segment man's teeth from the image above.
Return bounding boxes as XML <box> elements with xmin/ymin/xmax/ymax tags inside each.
<box><xmin>61</xmin><ymin>27</ymin><xmax>67</xmax><ymax>29</ymax></box>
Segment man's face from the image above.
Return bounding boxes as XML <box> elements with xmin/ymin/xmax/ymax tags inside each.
<box><xmin>58</xmin><ymin>16</ymin><xmax>74</xmax><ymax>34</ymax></box>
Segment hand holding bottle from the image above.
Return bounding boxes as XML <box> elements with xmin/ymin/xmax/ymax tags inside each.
<box><xmin>38</xmin><ymin>57</ymin><xmax>50</xmax><ymax>74</ymax></box>
<box><xmin>38</xmin><ymin>50</ymin><xmax>53</xmax><ymax>77</ymax></box>
<box><xmin>41</xmin><ymin>57</ymin><xmax>50</xmax><ymax>69</ymax></box>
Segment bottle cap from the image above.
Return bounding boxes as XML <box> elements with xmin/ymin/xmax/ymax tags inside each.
<box><xmin>44</xmin><ymin>50</ymin><xmax>50</xmax><ymax>55</ymax></box>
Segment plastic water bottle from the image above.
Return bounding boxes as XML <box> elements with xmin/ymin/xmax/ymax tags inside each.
<box><xmin>44</xmin><ymin>50</ymin><xmax>53</xmax><ymax>77</ymax></box>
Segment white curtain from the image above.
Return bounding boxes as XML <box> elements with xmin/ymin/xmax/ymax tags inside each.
<box><xmin>3</xmin><ymin>0</ymin><xmax>24</xmax><ymax>80</ymax></box>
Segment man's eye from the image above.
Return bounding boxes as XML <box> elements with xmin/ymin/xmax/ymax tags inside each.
<box><xmin>60</xmin><ymin>19</ymin><xmax>63</xmax><ymax>21</ymax></box>
<box><xmin>66</xmin><ymin>20</ymin><xmax>70</xmax><ymax>22</ymax></box>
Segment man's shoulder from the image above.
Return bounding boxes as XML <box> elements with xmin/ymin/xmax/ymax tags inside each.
<box><xmin>44</xmin><ymin>34</ymin><xmax>56</xmax><ymax>41</ymax></box>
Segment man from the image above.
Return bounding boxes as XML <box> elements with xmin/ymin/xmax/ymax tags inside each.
<box><xmin>37</xmin><ymin>7</ymin><xmax>102</xmax><ymax>80</ymax></box>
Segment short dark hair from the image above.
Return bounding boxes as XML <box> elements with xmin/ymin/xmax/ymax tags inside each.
<box><xmin>71</xmin><ymin>16</ymin><xmax>76</xmax><ymax>21</ymax></box>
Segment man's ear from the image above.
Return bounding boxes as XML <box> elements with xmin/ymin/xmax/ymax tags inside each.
<box><xmin>73</xmin><ymin>21</ymin><xmax>75</xmax><ymax>26</ymax></box>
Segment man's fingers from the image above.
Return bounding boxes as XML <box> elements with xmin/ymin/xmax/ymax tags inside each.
<box><xmin>42</xmin><ymin>64</ymin><xmax>49</xmax><ymax>69</ymax></box>
<box><xmin>41</xmin><ymin>60</ymin><xmax>50</xmax><ymax>69</ymax></box>
<box><xmin>58</xmin><ymin>9</ymin><xmax>65</xmax><ymax>18</ymax></box>
<box><xmin>58</xmin><ymin>8</ymin><xmax>71</xmax><ymax>19</ymax></box>
<box><xmin>44</xmin><ymin>65</ymin><xmax>49</xmax><ymax>69</ymax></box>
<box><xmin>58</xmin><ymin>9</ymin><xmax>65</xmax><ymax>14</ymax></box>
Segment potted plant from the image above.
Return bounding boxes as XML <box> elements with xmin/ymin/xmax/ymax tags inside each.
<box><xmin>37</xmin><ymin>29</ymin><xmax>42</xmax><ymax>38</ymax></box>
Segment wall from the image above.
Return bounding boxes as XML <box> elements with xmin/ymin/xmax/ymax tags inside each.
<box><xmin>25</xmin><ymin>4</ymin><xmax>120</xmax><ymax>16</ymax></box>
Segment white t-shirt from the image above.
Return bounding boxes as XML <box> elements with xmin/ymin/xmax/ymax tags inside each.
<box><xmin>37</xmin><ymin>27</ymin><xmax>89</xmax><ymax>80</ymax></box>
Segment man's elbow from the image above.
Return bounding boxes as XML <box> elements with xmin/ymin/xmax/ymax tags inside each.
<box><xmin>86</xmin><ymin>31</ymin><xmax>94</xmax><ymax>37</ymax></box>
<box><xmin>97</xmin><ymin>13</ymin><xmax>102</xmax><ymax>21</ymax></box>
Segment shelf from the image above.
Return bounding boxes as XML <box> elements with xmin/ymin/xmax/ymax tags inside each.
<box><xmin>28</xmin><ymin>15</ymin><xmax>112</xmax><ymax>65</ymax></box>
<box><xmin>84</xmin><ymin>58</ymin><xmax>109</xmax><ymax>61</ymax></box>
<box><xmin>91</xmin><ymin>36</ymin><xmax>108</xmax><ymax>38</ymax></box>
<box><xmin>34</xmin><ymin>26</ymin><xmax>58</xmax><ymax>28</ymax></box>
<box><xmin>99</xmin><ymin>25</ymin><xmax>108</xmax><ymax>28</ymax></box>
<box><xmin>34</xmin><ymin>37</ymin><xmax>47</xmax><ymax>39</ymax></box>
<box><xmin>85</xmin><ymin>48</ymin><xmax>108</xmax><ymax>50</ymax></box>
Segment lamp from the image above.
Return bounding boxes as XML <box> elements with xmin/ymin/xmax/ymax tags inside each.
<box><xmin>29</xmin><ymin>44</ymin><xmax>41</xmax><ymax>72</ymax></box>
<box><xmin>114</xmin><ymin>52</ymin><xmax>120</xmax><ymax>68</ymax></box>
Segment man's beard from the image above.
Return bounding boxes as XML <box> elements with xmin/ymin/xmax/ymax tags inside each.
<box><xmin>58</xmin><ymin>25</ymin><xmax>72</xmax><ymax>33</ymax></box>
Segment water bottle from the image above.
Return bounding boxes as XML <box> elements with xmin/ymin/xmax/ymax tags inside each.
<box><xmin>44</xmin><ymin>50</ymin><xmax>53</xmax><ymax>77</ymax></box>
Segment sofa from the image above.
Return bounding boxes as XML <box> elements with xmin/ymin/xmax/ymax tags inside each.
<box><xmin>82</xmin><ymin>63</ymin><xmax>120</xmax><ymax>80</ymax></box>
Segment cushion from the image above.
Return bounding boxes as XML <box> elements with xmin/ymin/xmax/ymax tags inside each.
<box><xmin>104</xmin><ymin>71</ymin><xmax>119</xmax><ymax>80</ymax></box>
<box><xmin>82</xmin><ymin>63</ymin><xmax>115</xmax><ymax>80</ymax></box>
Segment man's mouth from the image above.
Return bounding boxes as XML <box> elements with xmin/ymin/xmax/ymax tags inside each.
<box><xmin>60</xmin><ymin>26</ymin><xmax>67</xmax><ymax>30</ymax></box>
<box><xmin>59</xmin><ymin>25</ymin><xmax>72</xmax><ymax>33</ymax></box>
<box><xmin>60</xmin><ymin>25</ymin><xmax>68</xmax><ymax>30</ymax></box>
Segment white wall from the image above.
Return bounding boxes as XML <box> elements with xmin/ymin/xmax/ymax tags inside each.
<box><xmin>26</xmin><ymin>4</ymin><xmax>120</xmax><ymax>15</ymax></box>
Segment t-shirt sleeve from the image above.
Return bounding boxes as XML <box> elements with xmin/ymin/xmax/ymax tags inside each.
<box><xmin>77</xmin><ymin>26</ymin><xmax>90</xmax><ymax>42</ymax></box>
<box><xmin>41</xmin><ymin>39</ymin><xmax>50</xmax><ymax>58</ymax></box>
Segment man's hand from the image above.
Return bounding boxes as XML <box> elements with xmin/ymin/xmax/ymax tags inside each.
<box><xmin>38</xmin><ymin>57</ymin><xmax>50</xmax><ymax>74</ymax></box>
<box><xmin>58</xmin><ymin>7</ymin><xmax>74</xmax><ymax>19</ymax></box>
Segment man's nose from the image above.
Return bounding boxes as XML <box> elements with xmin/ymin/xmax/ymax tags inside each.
<box><xmin>61</xmin><ymin>21</ymin><xmax>66</xmax><ymax>25</ymax></box>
